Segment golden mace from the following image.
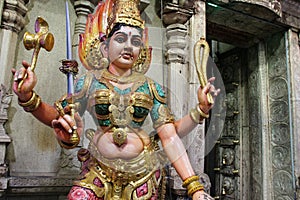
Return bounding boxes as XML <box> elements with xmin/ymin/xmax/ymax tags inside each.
<box><xmin>194</xmin><ymin>37</ymin><xmax>214</xmax><ymax>104</ymax></box>
<box><xmin>18</xmin><ymin>17</ymin><xmax>54</xmax><ymax>91</ymax></box>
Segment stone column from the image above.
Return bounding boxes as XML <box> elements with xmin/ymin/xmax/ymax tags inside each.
<box><xmin>162</xmin><ymin>3</ymin><xmax>192</xmax><ymax>198</ymax></box>
<box><xmin>0</xmin><ymin>85</ymin><xmax>12</xmax><ymax>197</ymax></box>
<box><xmin>0</xmin><ymin>0</ymin><xmax>28</xmax><ymax>196</ymax></box>
<box><xmin>0</xmin><ymin>0</ymin><xmax>28</xmax><ymax>86</ymax></box>
<box><xmin>161</xmin><ymin>0</ymin><xmax>212</xmax><ymax>198</ymax></box>
<box><xmin>188</xmin><ymin>0</ymin><xmax>213</xmax><ymax>195</ymax></box>
<box><xmin>72</xmin><ymin>0</ymin><xmax>97</xmax><ymax>65</ymax></box>
<box><xmin>290</xmin><ymin>29</ymin><xmax>300</xmax><ymax>199</ymax></box>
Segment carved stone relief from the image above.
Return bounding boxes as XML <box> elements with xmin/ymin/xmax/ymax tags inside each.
<box><xmin>269</xmin><ymin>78</ymin><xmax>288</xmax><ymax>100</ymax></box>
<box><xmin>0</xmin><ymin>84</ymin><xmax>12</xmax><ymax>196</ymax></box>
<box><xmin>1</xmin><ymin>0</ymin><xmax>28</xmax><ymax>33</ymax></box>
<box><xmin>267</xmin><ymin>33</ymin><xmax>294</xmax><ymax>200</ymax></box>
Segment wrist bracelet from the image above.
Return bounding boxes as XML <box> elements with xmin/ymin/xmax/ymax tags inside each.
<box><xmin>197</xmin><ymin>105</ymin><xmax>209</xmax><ymax>118</ymax></box>
<box><xmin>189</xmin><ymin>104</ymin><xmax>209</xmax><ymax>124</ymax></box>
<box><xmin>187</xmin><ymin>181</ymin><xmax>204</xmax><ymax>196</ymax></box>
<box><xmin>182</xmin><ymin>175</ymin><xmax>199</xmax><ymax>187</ymax></box>
<box><xmin>182</xmin><ymin>175</ymin><xmax>204</xmax><ymax>197</ymax></box>
<box><xmin>18</xmin><ymin>91</ymin><xmax>42</xmax><ymax>112</ymax></box>
<box><xmin>190</xmin><ymin>108</ymin><xmax>203</xmax><ymax>124</ymax></box>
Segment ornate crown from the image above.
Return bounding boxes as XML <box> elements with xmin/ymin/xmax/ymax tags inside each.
<box><xmin>107</xmin><ymin>0</ymin><xmax>145</xmax><ymax>35</ymax></box>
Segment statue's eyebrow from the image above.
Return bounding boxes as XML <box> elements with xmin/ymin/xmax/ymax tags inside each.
<box><xmin>115</xmin><ymin>31</ymin><xmax>142</xmax><ymax>38</ymax></box>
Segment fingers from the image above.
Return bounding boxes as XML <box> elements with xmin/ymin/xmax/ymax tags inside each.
<box><xmin>22</xmin><ymin>60</ymin><xmax>30</xmax><ymax>68</ymax></box>
<box><xmin>202</xmin><ymin>77</ymin><xmax>220</xmax><ymax>97</ymax></box>
<box><xmin>208</xmin><ymin>84</ymin><xmax>220</xmax><ymax>97</ymax></box>
<box><xmin>52</xmin><ymin>115</ymin><xmax>77</xmax><ymax>134</ymax></box>
<box><xmin>13</xmin><ymin>67</ymin><xmax>26</xmax><ymax>82</ymax></box>
<box><xmin>11</xmin><ymin>68</ymin><xmax>16</xmax><ymax>75</ymax></box>
<box><xmin>12</xmin><ymin>61</ymin><xmax>32</xmax><ymax>82</ymax></box>
<box><xmin>12</xmin><ymin>61</ymin><xmax>37</xmax><ymax>94</ymax></box>
<box><xmin>74</xmin><ymin>113</ymin><xmax>83</xmax><ymax>128</ymax></box>
<box><xmin>207</xmin><ymin>76</ymin><xmax>215</xmax><ymax>83</ymax></box>
<box><xmin>202</xmin><ymin>82</ymin><xmax>211</xmax><ymax>94</ymax></box>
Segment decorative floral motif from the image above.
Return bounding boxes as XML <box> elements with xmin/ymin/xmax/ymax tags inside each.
<box><xmin>68</xmin><ymin>186</ymin><xmax>102</xmax><ymax>200</ymax></box>
<box><xmin>136</xmin><ymin>182</ymin><xmax>149</xmax><ymax>198</ymax></box>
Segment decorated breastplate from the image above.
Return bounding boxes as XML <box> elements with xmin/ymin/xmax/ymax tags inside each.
<box><xmin>86</xmin><ymin>70</ymin><xmax>154</xmax><ymax>145</ymax></box>
<box><xmin>88</xmin><ymin>89</ymin><xmax>153</xmax><ymax>127</ymax></box>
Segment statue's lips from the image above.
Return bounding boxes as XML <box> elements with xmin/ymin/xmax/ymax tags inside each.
<box><xmin>121</xmin><ymin>52</ymin><xmax>133</xmax><ymax>60</ymax></box>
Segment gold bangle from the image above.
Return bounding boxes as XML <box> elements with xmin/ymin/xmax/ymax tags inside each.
<box><xmin>18</xmin><ymin>91</ymin><xmax>42</xmax><ymax>112</ymax></box>
<box><xmin>18</xmin><ymin>91</ymin><xmax>36</xmax><ymax>107</ymax></box>
<box><xmin>189</xmin><ymin>108</ymin><xmax>203</xmax><ymax>124</ymax></box>
<box><xmin>197</xmin><ymin>105</ymin><xmax>209</xmax><ymax>118</ymax></box>
<box><xmin>189</xmin><ymin>104</ymin><xmax>210</xmax><ymax>124</ymax></box>
<box><xmin>182</xmin><ymin>175</ymin><xmax>199</xmax><ymax>187</ymax></box>
<box><xmin>187</xmin><ymin>181</ymin><xmax>204</xmax><ymax>196</ymax></box>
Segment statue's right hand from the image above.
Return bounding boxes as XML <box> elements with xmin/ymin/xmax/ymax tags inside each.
<box><xmin>12</xmin><ymin>60</ymin><xmax>37</xmax><ymax>100</ymax></box>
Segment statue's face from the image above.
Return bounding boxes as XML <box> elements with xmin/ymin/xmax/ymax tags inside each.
<box><xmin>107</xmin><ymin>26</ymin><xmax>142</xmax><ymax>70</ymax></box>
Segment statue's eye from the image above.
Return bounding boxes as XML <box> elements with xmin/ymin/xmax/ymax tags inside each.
<box><xmin>131</xmin><ymin>38</ymin><xmax>142</xmax><ymax>47</ymax></box>
<box><xmin>115</xmin><ymin>36</ymin><xmax>126</xmax><ymax>43</ymax></box>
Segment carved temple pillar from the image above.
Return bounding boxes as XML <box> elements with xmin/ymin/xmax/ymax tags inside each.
<box><xmin>0</xmin><ymin>0</ymin><xmax>28</xmax><ymax>86</ymax></box>
<box><xmin>188</xmin><ymin>0</ymin><xmax>213</xmax><ymax>194</ymax></box>
<box><xmin>159</xmin><ymin>0</ymin><xmax>212</xmax><ymax>198</ymax></box>
<box><xmin>72</xmin><ymin>0</ymin><xmax>97</xmax><ymax>67</ymax></box>
<box><xmin>0</xmin><ymin>85</ymin><xmax>12</xmax><ymax>197</ymax></box>
<box><xmin>0</xmin><ymin>0</ymin><xmax>28</xmax><ymax>196</ymax></box>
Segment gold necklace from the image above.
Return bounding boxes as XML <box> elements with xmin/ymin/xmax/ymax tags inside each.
<box><xmin>102</xmin><ymin>68</ymin><xmax>145</xmax><ymax>84</ymax></box>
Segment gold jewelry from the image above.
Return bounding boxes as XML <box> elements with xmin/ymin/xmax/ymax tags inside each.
<box><xmin>189</xmin><ymin>105</ymin><xmax>209</xmax><ymax>124</ymax></box>
<box><xmin>190</xmin><ymin>108</ymin><xmax>202</xmax><ymax>124</ymax></box>
<box><xmin>102</xmin><ymin>68</ymin><xmax>145</xmax><ymax>84</ymax></box>
<box><xmin>113</xmin><ymin>128</ymin><xmax>127</xmax><ymax>146</ymax></box>
<box><xmin>107</xmin><ymin>0</ymin><xmax>145</xmax><ymax>35</ymax></box>
<box><xmin>18</xmin><ymin>91</ymin><xmax>41</xmax><ymax>112</ymax></box>
<box><xmin>187</xmin><ymin>181</ymin><xmax>204</xmax><ymax>197</ymax></box>
<box><xmin>182</xmin><ymin>175</ymin><xmax>199</xmax><ymax>187</ymax></box>
<box><xmin>197</xmin><ymin>105</ymin><xmax>209</xmax><ymax>118</ymax></box>
<box><xmin>57</xmin><ymin>139</ymin><xmax>78</xmax><ymax>149</ymax></box>
<box><xmin>54</xmin><ymin>100</ymin><xmax>65</xmax><ymax>117</ymax></box>
<box><xmin>182</xmin><ymin>175</ymin><xmax>204</xmax><ymax>197</ymax></box>
<box><xmin>112</xmin><ymin>127</ymin><xmax>128</xmax><ymax>146</ymax></box>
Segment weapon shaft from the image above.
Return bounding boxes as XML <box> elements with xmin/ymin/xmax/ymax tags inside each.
<box><xmin>194</xmin><ymin>38</ymin><xmax>214</xmax><ymax>104</ymax></box>
<box><xmin>65</xmin><ymin>1</ymin><xmax>74</xmax><ymax>95</ymax></box>
<box><xmin>65</xmin><ymin>1</ymin><xmax>79</xmax><ymax>146</ymax></box>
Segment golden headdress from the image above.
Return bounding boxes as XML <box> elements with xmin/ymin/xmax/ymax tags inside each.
<box><xmin>78</xmin><ymin>0</ymin><xmax>151</xmax><ymax>73</ymax></box>
<box><xmin>107</xmin><ymin>0</ymin><xmax>145</xmax><ymax>35</ymax></box>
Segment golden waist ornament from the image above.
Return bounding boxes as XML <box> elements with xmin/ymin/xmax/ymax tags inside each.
<box><xmin>76</xmin><ymin>142</ymin><xmax>162</xmax><ymax>199</ymax></box>
<box><xmin>111</xmin><ymin>127</ymin><xmax>128</xmax><ymax>146</ymax></box>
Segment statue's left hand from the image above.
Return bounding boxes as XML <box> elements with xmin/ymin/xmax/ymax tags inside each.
<box><xmin>193</xmin><ymin>190</ymin><xmax>213</xmax><ymax>200</ymax></box>
<box><xmin>197</xmin><ymin>77</ymin><xmax>220</xmax><ymax>114</ymax></box>
<box><xmin>51</xmin><ymin>112</ymin><xmax>83</xmax><ymax>143</ymax></box>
